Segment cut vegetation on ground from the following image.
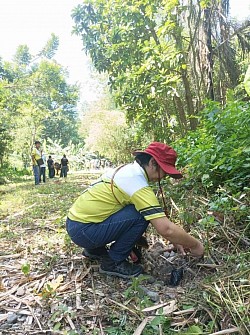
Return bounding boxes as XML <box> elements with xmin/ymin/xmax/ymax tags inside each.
<box><xmin>0</xmin><ymin>172</ymin><xmax>249</xmax><ymax>335</ymax></box>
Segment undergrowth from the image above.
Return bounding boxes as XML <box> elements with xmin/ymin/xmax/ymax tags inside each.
<box><xmin>0</xmin><ymin>169</ymin><xmax>249</xmax><ymax>334</ymax></box>
<box><xmin>160</xmin><ymin>176</ymin><xmax>250</xmax><ymax>334</ymax></box>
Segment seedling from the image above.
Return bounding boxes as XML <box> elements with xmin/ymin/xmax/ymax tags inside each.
<box><xmin>21</xmin><ymin>263</ymin><xmax>31</xmax><ymax>276</ymax></box>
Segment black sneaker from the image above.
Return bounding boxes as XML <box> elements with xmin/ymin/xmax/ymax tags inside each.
<box><xmin>82</xmin><ymin>247</ymin><xmax>108</xmax><ymax>260</ymax></box>
<box><xmin>99</xmin><ymin>256</ymin><xmax>143</xmax><ymax>279</ymax></box>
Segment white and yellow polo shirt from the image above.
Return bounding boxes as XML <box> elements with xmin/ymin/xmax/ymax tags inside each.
<box><xmin>68</xmin><ymin>162</ymin><xmax>165</xmax><ymax>223</ymax></box>
<box><xmin>31</xmin><ymin>148</ymin><xmax>42</xmax><ymax>166</ymax></box>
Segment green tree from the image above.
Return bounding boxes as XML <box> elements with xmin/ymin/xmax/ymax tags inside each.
<box><xmin>13</xmin><ymin>45</ymin><xmax>32</xmax><ymax>66</ymax></box>
<box><xmin>0</xmin><ymin>58</ymin><xmax>21</xmax><ymax>165</ymax></box>
<box><xmin>80</xmin><ymin>107</ymin><xmax>148</xmax><ymax>164</ymax></box>
<box><xmin>0</xmin><ymin>35</ymin><xmax>81</xmax><ymax>169</ymax></box>
<box><xmin>72</xmin><ymin>0</ymin><xmax>250</xmax><ymax>139</ymax></box>
<box><xmin>26</xmin><ymin>60</ymin><xmax>80</xmax><ymax>146</ymax></box>
<box><xmin>38</xmin><ymin>33</ymin><xmax>59</xmax><ymax>59</ymax></box>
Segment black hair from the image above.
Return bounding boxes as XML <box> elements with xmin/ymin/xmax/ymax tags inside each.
<box><xmin>134</xmin><ymin>153</ymin><xmax>153</xmax><ymax>167</ymax></box>
<box><xmin>49</xmin><ymin>155</ymin><xmax>52</xmax><ymax>158</ymax></box>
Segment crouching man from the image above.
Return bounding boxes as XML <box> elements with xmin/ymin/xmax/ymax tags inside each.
<box><xmin>66</xmin><ymin>142</ymin><xmax>204</xmax><ymax>279</ymax></box>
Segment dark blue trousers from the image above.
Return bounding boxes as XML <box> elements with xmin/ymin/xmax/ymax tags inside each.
<box><xmin>33</xmin><ymin>165</ymin><xmax>40</xmax><ymax>185</ymax></box>
<box><xmin>66</xmin><ymin>205</ymin><xmax>149</xmax><ymax>262</ymax></box>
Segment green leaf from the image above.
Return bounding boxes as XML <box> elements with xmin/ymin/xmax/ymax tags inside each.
<box><xmin>243</xmin><ymin>65</ymin><xmax>250</xmax><ymax>96</ymax></box>
<box><xmin>21</xmin><ymin>263</ymin><xmax>30</xmax><ymax>275</ymax></box>
<box><xmin>150</xmin><ymin>315</ymin><xmax>167</xmax><ymax>326</ymax></box>
<box><xmin>180</xmin><ymin>325</ymin><xmax>203</xmax><ymax>334</ymax></box>
<box><xmin>53</xmin><ymin>322</ymin><xmax>61</xmax><ymax>331</ymax></box>
<box><xmin>201</xmin><ymin>174</ymin><xmax>209</xmax><ymax>182</ymax></box>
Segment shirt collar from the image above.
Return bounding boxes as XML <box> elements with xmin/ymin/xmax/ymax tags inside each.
<box><xmin>134</xmin><ymin>161</ymin><xmax>149</xmax><ymax>182</ymax></box>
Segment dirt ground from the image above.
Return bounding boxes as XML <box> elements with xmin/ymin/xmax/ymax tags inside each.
<box><xmin>0</xmin><ymin>172</ymin><xmax>249</xmax><ymax>334</ymax></box>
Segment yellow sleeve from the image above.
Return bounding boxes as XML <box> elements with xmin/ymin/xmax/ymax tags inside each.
<box><xmin>130</xmin><ymin>187</ymin><xmax>165</xmax><ymax>221</ymax></box>
<box><xmin>31</xmin><ymin>149</ymin><xmax>39</xmax><ymax>165</ymax></box>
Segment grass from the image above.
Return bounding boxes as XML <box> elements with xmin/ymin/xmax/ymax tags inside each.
<box><xmin>0</xmin><ymin>172</ymin><xmax>249</xmax><ymax>334</ymax></box>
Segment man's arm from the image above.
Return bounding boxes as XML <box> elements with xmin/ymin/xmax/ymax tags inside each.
<box><xmin>150</xmin><ymin>216</ymin><xmax>204</xmax><ymax>257</ymax></box>
<box><xmin>31</xmin><ymin>150</ymin><xmax>36</xmax><ymax>165</ymax></box>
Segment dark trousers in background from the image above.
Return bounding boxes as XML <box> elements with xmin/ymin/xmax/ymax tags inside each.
<box><xmin>39</xmin><ymin>167</ymin><xmax>46</xmax><ymax>183</ymax></box>
<box><xmin>33</xmin><ymin>165</ymin><xmax>40</xmax><ymax>185</ymax></box>
<box><xmin>48</xmin><ymin>167</ymin><xmax>55</xmax><ymax>178</ymax></box>
<box><xmin>61</xmin><ymin>166</ymin><xmax>68</xmax><ymax>178</ymax></box>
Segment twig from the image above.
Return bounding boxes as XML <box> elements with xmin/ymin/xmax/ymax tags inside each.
<box><xmin>0</xmin><ymin>253</ymin><xmax>21</xmax><ymax>260</ymax></box>
<box><xmin>66</xmin><ymin>314</ymin><xmax>76</xmax><ymax>330</ymax></box>
<box><xmin>98</xmin><ymin>318</ymin><xmax>105</xmax><ymax>335</ymax></box>
<box><xmin>196</xmin><ymin>263</ymin><xmax>222</xmax><ymax>269</ymax></box>
<box><xmin>7</xmin><ymin>203</ymin><xmax>37</xmax><ymax>219</ymax></box>
<box><xmin>194</xmin><ymin>196</ymin><xmax>209</xmax><ymax>205</ymax></box>
<box><xmin>173</xmin><ymin>308</ymin><xmax>196</xmax><ymax>315</ymax></box>
<box><xmin>185</xmin><ymin>266</ymin><xmax>197</xmax><ymax>275</ymax></box>
<box><xmin>220</xmin><ymin>226</ymin><xmax>237</xmax><ymax>246</ymax></box>
<box><xmin>209</xmin><ymin>328</ymin><xmax>241</xmax><ymax>335</ymax></box>
<box><xmin>170</xmin><ymin>197</ymin><xmax>180</xmax><ymax>212</ymax></box>
<box><xmin>9</xmin><ymin>294</ymin><xmax>42</xmax><ymax>330</ymax></box>
<box><xmin>171</xmin><ymin>318</ymin><xmax>195</xmax><ymax>327</ymax></box>
<box><xmin>159</xmin><ymin>323</ymin><xmax>163</xmax><ymax>335</ymax></box>
<box><xmin>218</xmin><ymin>188</ymin><xmax>245</xmax><ymax>205</ymax></box>
<box><xmin>133</xmin><ymin>317</ymin><xmax>153</xmax><ymax>335</ymax></box>
<box><xmin>106</xmin><ymin>298</ymin><xmax>140</xmax><ymax>318</ymax></box>
<box><xmin>142</xmin><ymin>300</ymin><xmax>176</xmax><ymax>313</ymax></box>
<box><xmin>0</xmin><ymin>285</ymin><xmax>19</xmax><ymax>301</ymax></box>
<box><xmin>228</xmin><ymin>225</ymin><xmax>250</xmax><ymax>248</ymax></box>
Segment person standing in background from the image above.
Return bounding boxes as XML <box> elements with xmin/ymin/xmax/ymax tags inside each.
<box><xmin>31</xmin><ymin>141</ymin><xmax>42</xmax><ymax>185</ymax></box>
<box><xmin>60</xmin><ymin>154</ymin><xmax>69</xmax><ymax>178</ymax></box>
<box><xmin>39</xmin><ymin>153</ymin><xmax>46</xmax><ymax>183</ymax></box>
<box><xmin>47</xmin><ymin>155</ymin><xmax>55</xmax><ymax>178</ymax></box>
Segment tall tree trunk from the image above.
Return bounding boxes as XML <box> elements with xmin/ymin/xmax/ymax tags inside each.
<box><xmin>181</xmin><ymin>68</ymin><xmax>198</xmax><ymax>130</ymax></box>
<box><xmin>187</xmin><ymin>1</ymin><xmax>203</xmax><ymax>111</ymax></box>
<box><xmin>173</xmin><ymin>95</ymin><xmax>188</xmax><ymax>135</ymax></box>
<box><xmin>203</xmin><ymin>8</ymin><xmax>215</xmax><ymax>100</ymax></box>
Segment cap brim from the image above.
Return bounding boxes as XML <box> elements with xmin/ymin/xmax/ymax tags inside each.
<box><xmin>133</xmin><ymin>150</ymin><xmax>183</xmax><ymax>179</ymax></box>
<box><xmin>158</xmin><ymin>162</ymin><xmax>183</xmax><ymax>179</ymax></box>
<box><xmin>132</xmin><ymin>150</ymin><xmax>144</xmax><ymax>155</ymax></box>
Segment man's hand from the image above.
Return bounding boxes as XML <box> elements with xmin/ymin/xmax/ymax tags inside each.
<box><xmin>170</xmin><ymin>242</ymin><xmax>204</xmax><ymax>257</ymax></box>
<box><xmin>189</xmin><ymin>241</ymin><xmax>204</xmax><ymax>257</ymax></box>
<box><xmin>173</xmin><ymin>244</ymin><xmax>186</xmax><ymax>255</ymax></box>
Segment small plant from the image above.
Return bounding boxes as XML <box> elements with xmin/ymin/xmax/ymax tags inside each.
<box><xmin>198</xmin><ymin>215</ymin><xmax>218</xmax><ymax>254</ymax></box>
<box><xmin>21</xmin><ymin>262</ymin><xmax>31</xmax><ymax>276</ymax></box>
<box><xmin>40</xmin><ymin>275</ymin><xmax>63</xmax><ymax>300</ymax></box>
<box><xmin>49</xmin><ymin>303</ymin><xmax>76</xmax><ymax>332</ymax></box>
<box><xmin>179</xmin><ymin>325</ymin><xmax>203</xmax><ymax>334</ymax></box>
<box><xmin>123</xmin><ymin>275</ymin><xmax>154</xmax><ymax>311</ymax></box>
<box><xmin>63</xmin><ymin>233</ymin><xmax>77</xmax><ymax>254</ymax></box>
<box><xmin>124</xmin><ymin>274</ymin><xmax>148</xmax><ymax>299</ymax></box>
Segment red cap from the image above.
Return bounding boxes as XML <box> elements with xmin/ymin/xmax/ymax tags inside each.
<box><xmin>133</xmin><ymin>142</ymin><xmax>183</xmax><ymax>179</ymax></box>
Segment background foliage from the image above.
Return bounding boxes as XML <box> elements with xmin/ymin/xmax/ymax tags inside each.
<box><xmin>72</xmin><ymin>0</ymin><xmax>250</xmax><ymax>139</ymax></box>
<box><xmin>0</xmin><ymin>34</ymin><xmax>81</xmax><ymax>178</ymax></box>
<box><xmin>0</xmin><ymin>1</ymin><xmax>249</xmax><ymax>333</ymax></box>
<box><xmin>175</xmin><ymin>99</ymin><xmax>250</xmax><ymax>191</ymax></box>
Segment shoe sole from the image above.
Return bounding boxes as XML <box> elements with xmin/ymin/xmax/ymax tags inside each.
<box><xmin>82</xmin><ymin>250</ymin><xmax>108</xmax><ymax>261</ymax></box>
<box><xmin>99</xmin><ymin>267</ymin><xmax>142</xmax><ymax>279</ymax></box>
<box><xmin>82</xmin><ymin>253</ymin><xmax>102</xmax><ymax>261</ymax></box>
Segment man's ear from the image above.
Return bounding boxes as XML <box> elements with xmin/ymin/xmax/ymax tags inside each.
<box><xmin>150</xmin><ymin>158</ymin><xmax>158</xmax><ymax>168</ymax></box>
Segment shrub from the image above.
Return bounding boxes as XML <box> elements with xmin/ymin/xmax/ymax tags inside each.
<box><xmin>175</xmin><ymin>100</ymin><xmax>250</xmax><ymax>191</ymax></box>
<box><xmin>0</xmin><ymin>164</ymin><xmax>31</xmax><ymax>184</ymax></box>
